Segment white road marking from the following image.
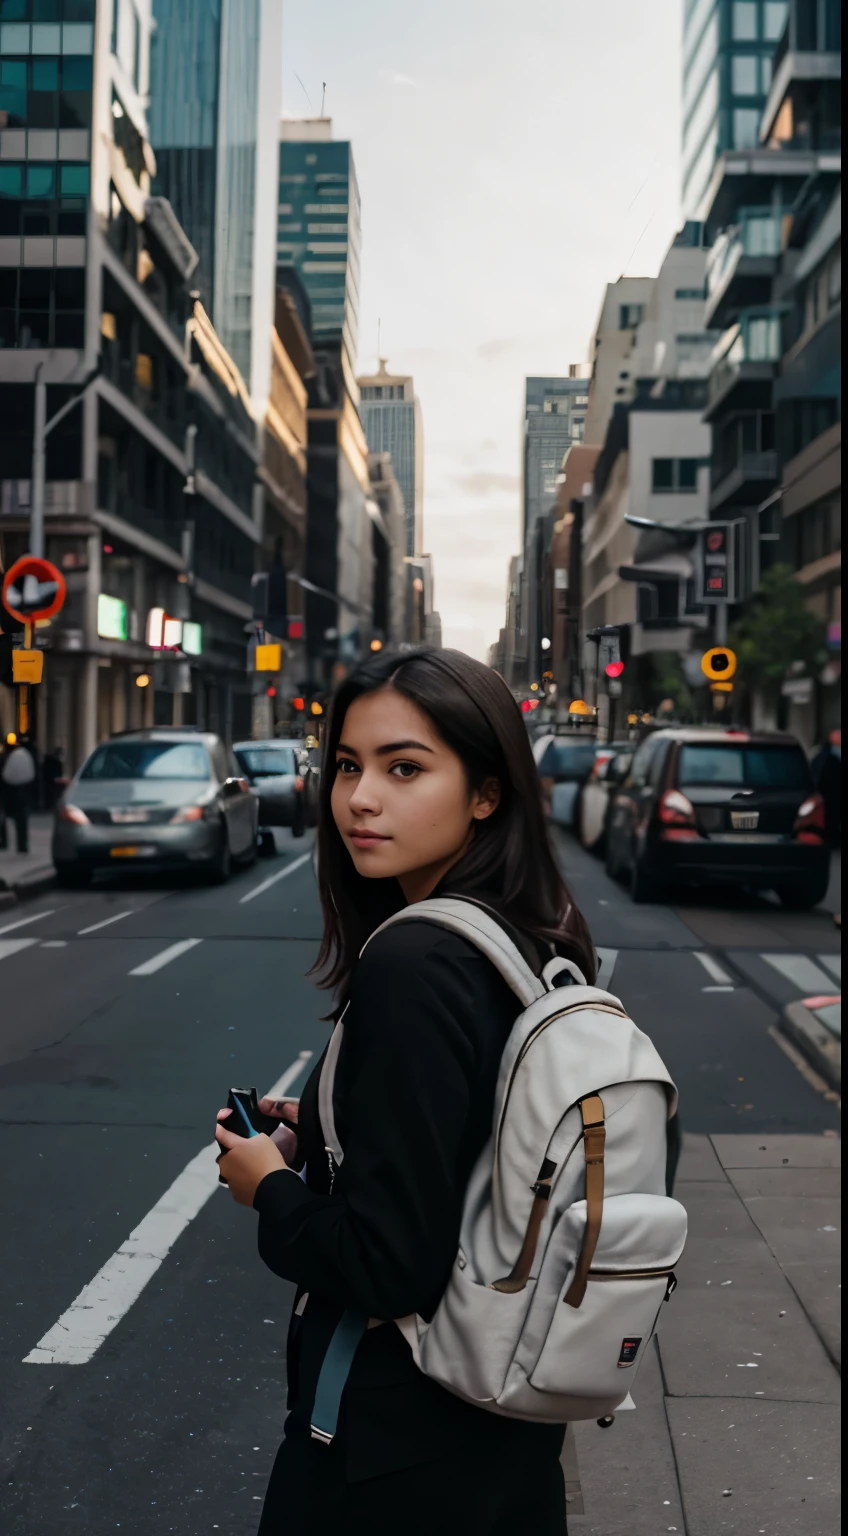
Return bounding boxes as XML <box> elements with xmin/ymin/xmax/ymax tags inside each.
<box><xmin>24</xmin><ymin>1053</ymin><xmax>313</xmax><ymax>1367</ymax></box>
<box><xmin>596</xmin><ymin>948</ymin><xmax>619</xmax><ymax>989</ymax></box>
<box><xmin>264</xmin><ymin>1049</ymin><xmax>314</xmax><ymax>1101</ymax></box>
<box><xmin>0</xmin><ymin>937</ymin><xmax>39</xmax><ymax>963</ymax></box>
<box><xmin>239</xmin><ymin>851</ymin><xmax>312</xmax><ymax>904</ymax></box>
<box><xmin>694</xmin><ymin>952</ymin><xmax>734</xmax><ymax>986</ymax></box>
<box><xmin>761</xmin><ymin>953</ymin><xmax>840</xmax><ymax>996</ymax></box>
<box><xmin>128</xmin><ymin>937</ymin><xmax>203</xmax><ymax>976</ymax></box>
<box><xmin>41</xmin><ymin>940</ymin><xmax>67</xmax><ymax>948</ymax></box>
<box><xmin>0</xmin><ymin>908</ymin><xmax>56</xmax><ymax>937</ymax></box>
<box><xmin>78</xmin><ymin>909</ymin><xmax>133</xmax><ymax>935</ymax></box>
<box><xmin>818</xmin><ymin>954</ymin><xmax>841</xmax><ymax>983</ymax></box>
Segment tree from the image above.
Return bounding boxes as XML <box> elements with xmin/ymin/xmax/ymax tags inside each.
<box><xmin>648</xmin><ymin>652</ymin><xmax>696</xmax><ymax>721</ymax></box>
<box><xmin>729</xmin><ymin>564</ymin><xmax>827</xmax><ymax>705</ymax></box>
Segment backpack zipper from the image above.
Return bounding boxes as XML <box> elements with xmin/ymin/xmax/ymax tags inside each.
<box><xmin>586</xmin><ymin>1266</ymin><xmax>677</xmax><ymax>1282</ymax></box>
<box><xmin>325</xmin><ymin>1146</ymin><xmax>338</xmax><ymax>1194</ymax></box>
<box><xmin>494</xmin><ymin>1000</ymin><xmax>628</xmax><ymax>1170</ymax></box>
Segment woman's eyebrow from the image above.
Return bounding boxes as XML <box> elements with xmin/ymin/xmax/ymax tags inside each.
<box><xmin>374</xmin><ymin>739</ymin><xmax>436</xmax><ymax>756</ymax></box>
<box><xmin>335</xmin><ymin>743</ymin><xmax>359</xmax><ymax>756</ymax></box>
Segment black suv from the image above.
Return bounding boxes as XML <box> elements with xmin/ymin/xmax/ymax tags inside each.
<box><xmin>605</xmin><ymin>728</ymin><xmax>830</xmax><ymax>907</ymax></box>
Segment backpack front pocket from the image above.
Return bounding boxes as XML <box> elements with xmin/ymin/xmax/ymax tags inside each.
<box><xmin>525</xmin><ymin>1192</ymin><xmax>686</xmax><ymax>1399</ymax></box>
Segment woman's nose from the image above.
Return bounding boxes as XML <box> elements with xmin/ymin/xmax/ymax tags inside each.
<box><xmin>348</xmin><ymin>769</ymin><xmax>382</xmax><ymax>814</ymax></box>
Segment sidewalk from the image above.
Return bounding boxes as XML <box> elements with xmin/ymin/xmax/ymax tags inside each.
<box><xmin>0</xmin><ymin>811</ymin><xmax>55</xmax><ymax>905</ymax></box>
<box><xmin>567</xmin><ymin>1133</ymin><xmax>841</xmax><ymax>1534</ymax></box>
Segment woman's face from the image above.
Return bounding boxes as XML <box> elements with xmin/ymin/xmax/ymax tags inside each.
<box><xmin>330</xmin><ymin>687</ymin><xmax>499</xmax><ymax>902</ymax></box>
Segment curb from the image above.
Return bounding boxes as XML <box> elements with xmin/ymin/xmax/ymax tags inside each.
<box><xmin>0</xmin><ymin>865</ymin><xmax>57</xmax><ymax>909</ymax></box>
<box><xmin>780</xmin><ymin>1000</ymin><xmax>841</xmax><ymax>1092</ymax></box>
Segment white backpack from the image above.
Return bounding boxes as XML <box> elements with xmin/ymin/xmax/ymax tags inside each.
<box><xmin>315</xmin><ymin>897</ymin><xmax>686</xmax><ymax>1435</ymax></box>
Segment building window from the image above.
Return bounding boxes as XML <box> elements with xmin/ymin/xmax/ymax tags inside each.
<box><xmin>733</xmin><ymin>107</ymin><xmax>762</xmax><ymax>148</ymax></box>
<box><xmin>732</xmin><ymin>54</ymin><xmax>759</xmax><ymax>95</ymax></box>
<box><xmin>763</xmin><ymin>2</ymin><xmax>788</xmax><ymax>41</ymax></box>
<box><xmin>619</xmin><ymin>304</ymin><xmax>644</xmax><ymax>329</ymax></box>
<box><xmin>652</xmin><ymin>458</ymin><xmax>700</xmax><ymax>492</ymax></box>
<box><xmin>675</xmin><ymin>286</ymin><xmax>706</xmax><ymax>299</ymax></box>
<box><xmin>732</xmin><ymin>2</ymin><xmax>758</xmax><ymax>41</ymax></box>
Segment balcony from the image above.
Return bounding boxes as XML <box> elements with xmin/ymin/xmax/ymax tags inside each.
<box><xmin>705</xmin><ymin>211</ymin><xmax>787</xmax><ymax>329</ymax></box>
<box><xmin>705</xmin><ymin>312</ymin><xmax>782</xmax><ymax>420</ymax></box>
<box><xmin>710</xmin><ymin>451</ymin><xmax>779</xmax><ymax>511</ymax></box>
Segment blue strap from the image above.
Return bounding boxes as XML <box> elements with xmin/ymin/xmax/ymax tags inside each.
<box><xmin>310</xmin><ymin>1308</ymin><xmax>369</xmax><ymax>1444</ymax></box>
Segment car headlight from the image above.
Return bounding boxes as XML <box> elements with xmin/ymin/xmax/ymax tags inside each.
<box><xmin>59</xmin><ymin>804</ymin><xmax>90</xmax><ymax>825</ymax></box>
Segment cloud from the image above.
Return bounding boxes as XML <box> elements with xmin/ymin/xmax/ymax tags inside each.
<box><xmin>476</xmin><ymin>338</ymin><xmax>520</xmax><ymax>361</ymax></box>
<box><xmin>380</xmin><ymin>70</ymin><xmax>420</xmax><ymax>88</ymax></box>
<box><xmin>451</xmin><ymin>470</ymin><xmax>521</xmax><ymax>496</ymax></box>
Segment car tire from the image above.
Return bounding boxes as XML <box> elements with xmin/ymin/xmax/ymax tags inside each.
<box><xmin>208</xmin><ymin>831</ymin><xmax>231</xmax><ymax>884</ymax></box>
<box><xmin>630</xmin><ymin>852</ymin><xmax>660</xmax><ymax>904</ymax></box>
<box><xmin>776</xmin><ymin>876</ymin><xmax>829</xmax><ymax>912</ymax></box>
<box><xmin>259</xmin><ymin>830</ymin><xmax>277</xmax><ymax>858</ymax></box>
<box><xmin>605</xmin><ymin>838</ymin><xmax>622</xmax><ymax>882</ymax></box>
<box><xmin>55</xmin><ymin>863</ymin><xmax>92</xmax><ymax>890</ymax></box>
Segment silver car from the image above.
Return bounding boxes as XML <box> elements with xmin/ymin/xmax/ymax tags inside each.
<box><xmin>233</xmin><ymin>739</ymin><xmax>306</xmax><ymax>850</ymax></box>
<box><xmin>52</xmin><ymin>729</ymin><xmax>258</xmax><ymax>887</ymax></box>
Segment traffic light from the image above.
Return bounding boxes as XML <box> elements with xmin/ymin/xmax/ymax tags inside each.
<box><xmin>701</xmin><ymin>647</ymin><xmax>737</xmax><ymax>682</ymax></box>
<box><xmin>696</xmin><ymin>524</ymin><xmax>738</xmax><ymax>603</ymax></box>
<box><xmin>605</xmin><ymin>660</ymin><xmax>625</xmax><ymax>679</ymax></box>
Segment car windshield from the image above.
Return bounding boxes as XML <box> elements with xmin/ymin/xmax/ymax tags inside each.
<box><xmin>236</xmin><ymin>748</ymin><xmax>295</xmax><ymax>777</ymax></box>
<box><xmin>536</xmin><ymin>741</ymin><xmax>598</xmax><ymax>779</ymax></box>
<box><xmin>80</xmin><ymin>742</ymin><xmax>211</xmax><ymax>781</ymax></box>
<box><xmin>678</xmin><ymin>744</ymin><xmax>811</xmax><ymax>790</ymax></box>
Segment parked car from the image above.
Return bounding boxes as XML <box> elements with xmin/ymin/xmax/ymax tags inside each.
<box><xmin>52</xmin><ymin>729</ymin><xmax>258</xmax><ymax>886</ymax></box>
<box><xmin>533</xmin><ymin>733</ymin><xmax>599</xmax><ymax>827</ymax></box>
<box><xmin>578</xmin><ymin>745</ymin><xmax>634</xmax><ymax>854</ymax></box>
<box><xmin>233</xmin><ymin>739</ymin><xmax>306</xmax><ymax>851</ymax></box>
<box><xmin>605</xmin><ymin>728</ymin><xmax>830</xmax><ymax>907</ymax></box>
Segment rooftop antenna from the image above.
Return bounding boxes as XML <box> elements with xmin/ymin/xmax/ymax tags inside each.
<box><xmin>321</xmin><ymin>81</ymin><xmax>326</xmax><ymax>116</ymax></box>
<box><xmin>294</xmin><ymin>72</ymin><xmax>313</xmax><ymax>111</ymax></box>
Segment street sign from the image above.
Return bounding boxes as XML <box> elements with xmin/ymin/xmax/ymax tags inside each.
<box><xmin>11</xmin><ymin>649</ymin><xmax>43</xmax><ymax>684</ymax></box>
<box><xmin>255</xmin><ymin>643</ymin><xmax>282</xmax><ymax>672</ymax></box>
<box><xmin>701</xmin><ymin>647</ymin><xmax>737</xmax><ymax>682</ymax></box>
<box><xmin>2</xmin><ymin>555</ymin><xmax>66</xmax><ymax>622</ymax></box>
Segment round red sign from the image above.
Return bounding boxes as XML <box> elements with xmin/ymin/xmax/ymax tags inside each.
<box><xmin>2</xmin><ymin>555</ymin><xmax>67</xmax><ymax>622</ymax></box>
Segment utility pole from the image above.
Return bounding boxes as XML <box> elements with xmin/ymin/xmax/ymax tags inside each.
<box><xmin>30</xmin><ymin>364</ymin><xmax>99</xmax><ymax>558</ymax></box>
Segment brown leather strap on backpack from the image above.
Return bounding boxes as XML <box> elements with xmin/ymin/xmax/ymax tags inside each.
<box><xmin>563</xmin><ymin>1094</ymin><xmax>606</xmax><ymax>1309</ymax></box>
<box><xmin>490</xmin><ymin>1157</ymin><xmax>556</xmax><ymax>1294</ymax></box>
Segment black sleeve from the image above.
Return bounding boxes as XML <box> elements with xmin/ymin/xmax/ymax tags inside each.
<box><xmin>253</xmin><ymin>927</ymin><xmax>488</xmax><ymax>1320</ymax></box>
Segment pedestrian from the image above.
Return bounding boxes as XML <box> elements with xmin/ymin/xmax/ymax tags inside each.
<box><xmin>41</xmin><ymin>744</ymin><xmax>65</xmax><ymax>810</ymax></box>
<box><xmin>811</xmin><ymin>728</ymin><xmax>841</xmax><ymax>849</ymax></box>
<box><xmin>1</xmin><ymin>731</ymin><xmax>36</xmax><ymax>854</ymax></box>
<box><xmin>215</xmin><ymin>648</ymin><xmax>600</xmax><ymax>1535</ymax></box>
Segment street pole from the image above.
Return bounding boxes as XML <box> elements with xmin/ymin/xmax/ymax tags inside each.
<box><xmin>714</xmin><ymin>601</ymin><xmax>728</xmax><ymax>646</ymax></box>
<box><xmin>31</xmin><ymin>366</ymin><xmax>47</xmax><ymax>559</ymax></box>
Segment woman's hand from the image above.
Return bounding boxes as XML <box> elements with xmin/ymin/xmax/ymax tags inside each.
<box><xmin>215</xmin><ymin>1111</ymin><xmax>288</xmax><ymax>1207</ymax></box>
<box><xmin>258</xmin><ymin>1097</ymin><xmax>299</xmax><ymax>1162</ymax></box>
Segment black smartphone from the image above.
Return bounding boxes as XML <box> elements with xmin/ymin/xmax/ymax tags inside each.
<box><xmin>217</xmin><ymin>1087</ymin><xmax>278</xmax><ymax>1184</ymax></box>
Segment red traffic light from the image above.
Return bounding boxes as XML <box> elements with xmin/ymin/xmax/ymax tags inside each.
<box><xmin>605</xmin><ymin>660</ymin><xmax>625</xmax><ymax>679</ymax></box>
<box><xmin>266</xmin><ymin>685</ymin><xmax>277</xmax><ymax>698</ymax></box>
<box><xmin>520</xmin><ymin>699</ymin><xmax>532</xmax><ymax>714</ymax></box>
<box><xmin>288</xmin><ymin>619</ymin><xmax>304</xmax><ymax>640</ymax></box>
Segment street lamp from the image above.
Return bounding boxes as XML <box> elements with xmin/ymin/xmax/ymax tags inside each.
<box><xmin>31</xmin><ymin>362</ymin><xmax>99</xmax><ymax>558</ymax></box>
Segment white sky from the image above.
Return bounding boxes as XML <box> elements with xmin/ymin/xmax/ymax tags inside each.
<box><xmin>281</xmin><ymin>0</ymin><xmax>684</xmax><ymax>659</ymax></box>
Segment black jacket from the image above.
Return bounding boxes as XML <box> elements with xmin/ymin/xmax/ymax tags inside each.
<box><xmin>254</xmin><ymin>919</ymin><xmax>566</xmax><ymax>1481</ymax></box>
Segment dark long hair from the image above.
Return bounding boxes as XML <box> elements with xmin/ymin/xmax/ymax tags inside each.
<box><xmin>312</xmin><ymin>648</ymin><xmax>596</xmax><ymax>993</ymax></box>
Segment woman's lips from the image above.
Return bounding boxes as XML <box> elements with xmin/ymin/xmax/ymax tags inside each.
<box><xmin>349</xmin><ymin>830</ymin><xmax>390</xmax><ymax>848</ymax></box>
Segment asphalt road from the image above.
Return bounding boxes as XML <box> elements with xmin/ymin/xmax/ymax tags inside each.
<box><xmin>0</xmin><ymin>830</ymin><xmax>840</xmax><ymax>1534</ymax></box>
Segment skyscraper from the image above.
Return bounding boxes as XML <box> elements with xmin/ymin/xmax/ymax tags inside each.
<box><xmin>358</xmin><ymin>360</ymin><xmax>424</xmax><ymax>556</ymax></box>
<box><xmin>277</xmin><ymin>118</ymin><xmax>361</xmax><ymax>396</ymax></box>
<box><xmin>148</xmin><ymin>0</ymin><xmax>282</xmax><ymax>402</ymax></box>
<box><xmin>523</xmin><ymin>375</ymin><xmax>589</xmax><ymax>544</ymax></box>
<box><xmin>682</xmin><ymin>0</ymin><xmax>790</xmax><ymax>218</ymax></box>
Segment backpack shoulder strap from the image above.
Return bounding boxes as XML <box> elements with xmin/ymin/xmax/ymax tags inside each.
<box><xmin>364</xmin><ymin>896</ymin><xmax>546</xmax><ymax>1009</ymax></box>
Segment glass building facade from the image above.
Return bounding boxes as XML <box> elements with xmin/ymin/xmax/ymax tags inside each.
<box><xmin>682</xmin><ymin>0</ymin><xmax>790</xmax><ymax>218</ymax></box>
<box><xmin>277</xmin><ymin>124</ymin><xmax>361</xmax><ymax>380</ymax></box>
<box><xmin>523</xmin><ymin>376</ymin><xmax>588</xmax><ymax>542</ymax></box>
<box><xmin>358</xmin><ymin>365</ymin><xmax>423</xmax><ymax>557</ymax></box>
<box><xmin>149</xmin><ymin>0</ymin><xmax>260</xmax><ymax>383</ymax></box>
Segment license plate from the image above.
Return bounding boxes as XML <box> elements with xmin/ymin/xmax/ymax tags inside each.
<box><xmin>112</xmin><ymin>810</ymin><xmax>149</xmax><ymax>824</ymax></box>
<box><xmin>110</xmin><ymin>845</ymin><xmax>149</xmax><ymax>857</ymax></box>
<box><xmin>731</xmin><ymin>811</ymin><xmax>759</xmax><ymax>830</ymax></box>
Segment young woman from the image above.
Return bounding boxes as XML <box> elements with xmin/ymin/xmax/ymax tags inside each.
<box><xmin>215</xmin><ymin>648</ymin><xmax>596</xmax><ymax>1535</ymax></box>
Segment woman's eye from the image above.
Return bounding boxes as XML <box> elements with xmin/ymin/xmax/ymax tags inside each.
<box><xmin>391</xmin><ymin>761</ymin><xmax>421</xmax><ymax>779</ymax></box>
<box><xmin>336</xmin><ymin>759</ymin><xmax>358</xmax><ymax>775</ymax></box>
